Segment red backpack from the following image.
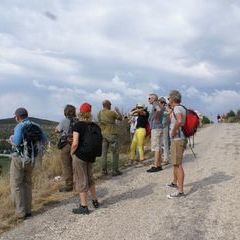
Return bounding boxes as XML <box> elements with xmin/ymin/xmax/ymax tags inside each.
<box><xmin>173</xmin><ymin>105</ymin><xmax>200</xmax><ymax>137</ymax></box>
<box><xmin>181</xmin><ymin>106</ymin><xmax>200</xmax><ymax>137</ymax></box>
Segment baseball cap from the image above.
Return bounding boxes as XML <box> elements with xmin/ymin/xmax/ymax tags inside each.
<box><xmin>80</xmin><ymin>102</ymin><xmax>92</xmax><ymax>113</ymax></box>
<box><xmin>14</xmin><ymin>107</ymin><xmax>28</xmax><ymax>117</ymax></box>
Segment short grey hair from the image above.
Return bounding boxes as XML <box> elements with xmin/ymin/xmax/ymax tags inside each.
<box><xmin>169</xmin><ymin>90</ymin><xmax>182</xmax><ymax>103</ymax></box>
<box><xmin>149</xmin><ymin>93</ymin><xmax>158</xmax><ymax>101</ymax></box>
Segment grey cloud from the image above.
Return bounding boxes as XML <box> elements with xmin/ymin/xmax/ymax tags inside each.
<box><xmin>1</xmin><ymin>0</ymin><xmax>240</xmax><ymax>120</ymax></box>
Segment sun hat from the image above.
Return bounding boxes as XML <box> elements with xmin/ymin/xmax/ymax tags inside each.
<box><xmin>136</xmin><ymin>103</ymin><xmax>145</xmax><ymax>108</ymax></box>
<box><xmin>80</xmin><ymin>102</ymin><xmax>92</xmax><ymax>113</ymax></box>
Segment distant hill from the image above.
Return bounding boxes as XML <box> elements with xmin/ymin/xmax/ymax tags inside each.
<box><xmin>0</xmin><ymin>117</ymin><xmax>57</xmax><ymax>126</ymax></box>
<box><xmin>0</xmin><ymin>118</ymin><xmax>58</xmax><ymax>147</ymax></box>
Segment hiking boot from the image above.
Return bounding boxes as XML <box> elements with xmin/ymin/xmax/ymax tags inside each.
<box><xmin>16</xmin><ymin>212</ymin><xmax>32</xmax><ymax>220</ymax></box>
<box><xmin>92</xmin><ymin>199</ymin><xmax>100</xmax><ymax>209</ymax></box>
<box><xmin>112</xmin><ymin>170</ymin><xmax>122</xmax><ymax>177</ymax></box>
<box><xmin>72</xmin><ymin>205</ymin><xmax>90</xmax><ymax>215</ymax></box>
<box><xmin>166</xmin><ymin>182</ymin><xmax>177</xmax><ymax>188</ymax></box>
<box><xmin>102</xmin><ymin>169</ymin><xmax>108</xmax><ymax>176</ymax></box>
<box><xmin>59</xmin><ymin>186</ymin><xmax>73</xmax><ymax>192</ymax></box>
<box><xmin>146</xmin><ymin>166</ymin><xmax>163</xmax><ymax>173</ymax></box>
<box><xmin>25</xmin><ymin>213</ymin><xmax>32</xmax><ymax>219</ymax></box>
<box><xmin>167</xmin><ymin>191</ymin><xmax>185</xmax><ymax>199</ymax></box>
<box><xmin>16</xmin><ymin>214</ymin><xmax>26</xmax><ymax>220</ymax></box>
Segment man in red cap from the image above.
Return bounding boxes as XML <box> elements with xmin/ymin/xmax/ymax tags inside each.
<box><xmin>98</xmin><ymin>99</ymin><xmax>123</xmax><ymax>176</ymax></box>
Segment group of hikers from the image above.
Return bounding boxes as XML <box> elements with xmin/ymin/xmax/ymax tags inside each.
<box><xmin>9</xmin><ymin>89</ymin><xmax>191</xmax><ymax>219</ymax></box>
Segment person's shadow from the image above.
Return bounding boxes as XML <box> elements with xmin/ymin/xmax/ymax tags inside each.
<box><xmin>100</xmin><ymin>183</ymin><xmax>156</xmax><ymax>207</ymax></box>
<box><xmin>186</xmin><ymin>171</ymin><xmax>234</xmax><ymax>196</ymax></box>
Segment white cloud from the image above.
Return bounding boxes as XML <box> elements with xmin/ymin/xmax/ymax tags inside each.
<box><xmin>1</xmin><ymin>0</ymin><xmax>240</xmax><ymax>119</ymax></box>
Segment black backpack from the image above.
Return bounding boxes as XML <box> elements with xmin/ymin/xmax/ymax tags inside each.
<box><xmin>79</xmin><ymin>122</ymin><xmax>103</xmax><ymax>160</ymax></box>
<box><xmin>20</xmin><ymin>122</ymin><xmax>43</xmax><ymax>163</ymax></box>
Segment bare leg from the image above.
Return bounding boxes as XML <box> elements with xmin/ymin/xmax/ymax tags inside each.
<box><xmin>89</xmin><ymin>185</ymin><xmax>97</xmax><ymax>200</ymax></box>
<box><xmin>177</xmin><ymin>164</ymin><xmax>184</xmax><ymax>193</ymax></box>
<box><xmin>154</xmin><ymin>150</ymin><xmax>162</xmax><ymax>167</ymax></box>
<box><xmin>79</xmin><ymin>192</ymin><xmax>88</xmax><ymax>206</ymax></box>
<box><xmin>173</xmin><ymin>165</ymin><xmax>178</xmax><ymax>185</ymax></box>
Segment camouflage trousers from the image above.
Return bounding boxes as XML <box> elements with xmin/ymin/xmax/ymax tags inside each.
<box><xmin>102</xmin><ymin>135</ymin><xmax>120</xmax><ymax>173</ymax></box>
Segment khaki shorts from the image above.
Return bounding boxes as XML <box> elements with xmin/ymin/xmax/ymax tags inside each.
<box><xmin>151</xmin><ymin>128</ymin><xmax>163</xmax><ymax>151</ymax></box>
<box><xmin>171</xmin><ymin>139</ymin><xmax>186</xmax><ymax>165</ymax></box>
<box><xmin>72</xmin><ymin>155</ymin><xmax>94</xmax><ymax>192</ymax></box>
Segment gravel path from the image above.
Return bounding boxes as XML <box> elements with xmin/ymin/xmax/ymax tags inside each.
<box><xmin>1</xmin><ymin>123</ymin><xmax>240</xmax><ymax>240</ymax></box>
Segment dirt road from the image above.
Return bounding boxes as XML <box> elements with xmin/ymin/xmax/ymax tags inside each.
<box><xmin>1</xmin><ymin>123</ymin><xmax>240</xmax><ymax>240</ymax></box>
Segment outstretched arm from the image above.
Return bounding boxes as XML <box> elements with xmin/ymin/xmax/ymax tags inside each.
<box><xmin>115</xmin><ymin>107</ymin><xmax>123</xmax><ymax>120</ymax></box>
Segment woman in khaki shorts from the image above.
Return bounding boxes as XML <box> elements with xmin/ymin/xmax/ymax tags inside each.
<box><xmin>71</xmin><ymin>102</ymin><xmax>100</xmax><ymax>214</ymax></box>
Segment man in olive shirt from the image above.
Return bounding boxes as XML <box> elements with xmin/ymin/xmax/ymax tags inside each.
<box><xmin>98</xmin><ymin>99</ymin><xmax>123</xmax><ymax>176</ymax></box>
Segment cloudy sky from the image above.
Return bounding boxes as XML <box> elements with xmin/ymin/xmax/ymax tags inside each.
<box><xmin>0</xmin><ymin>0</ymin><xmax>240</xmax><ymax>121</ymax></box>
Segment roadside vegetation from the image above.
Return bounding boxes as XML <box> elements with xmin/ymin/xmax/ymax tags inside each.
<box><xmin>0</xmin><ymin>114</ymin><xmax>214</xmax><ymax>234</ymax></box>
<box><xmin>0</xmin><ymin>120</ymin><xmax>153</xmax><ymax>234</ymax></box>
<box><xmin>218</xmin><ymin>110</ymin><xmax>240</xmax><ymax>123</ymax></box>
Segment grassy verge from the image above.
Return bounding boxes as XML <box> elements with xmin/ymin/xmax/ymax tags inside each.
<box><xmin>0</xmin><ymin>139</ymin><xmax>153</xmax><ymax>234</ymax></box>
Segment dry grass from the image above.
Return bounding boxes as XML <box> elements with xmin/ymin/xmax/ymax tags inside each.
<box><xmin>0</xmin><ymin>133</ymin><xmax>153</xmax><ymax>235</ymax></box>
<box><xmin>0</xmin><ymin>148</ymin><xmax>67</xmax><ymax>234</ymax></box>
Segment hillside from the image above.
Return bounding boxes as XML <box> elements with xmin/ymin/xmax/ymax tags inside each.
<box><xmin>0</xmin><ymin>117</ymin><xmax>57</xmax><ymax>126</ymax></box>
<box><xmin>0</xmin><ymin>117</ymin><xmax>58</xmax><ymax>149</ymax></box>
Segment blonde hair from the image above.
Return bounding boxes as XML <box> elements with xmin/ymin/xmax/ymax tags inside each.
<box><xmin>78</xmin><ymin>112</ymin><xmax>92</xmax><ymax>122</ymax></box>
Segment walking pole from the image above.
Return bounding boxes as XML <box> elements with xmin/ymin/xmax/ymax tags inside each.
<box><xmin>188</xmin><ymin>140</ymin><xmax>197</xmax><ymax>158</ymax></box>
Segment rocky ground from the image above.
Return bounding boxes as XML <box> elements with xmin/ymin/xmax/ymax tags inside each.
<box><xmin>1</xmin><ymin>123</ymin><xmax>240</xmax><ymax>240</ymax></box>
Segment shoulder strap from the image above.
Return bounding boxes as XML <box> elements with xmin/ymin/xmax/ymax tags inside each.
<box><xmin>67</xmin><ymin>118</ymin><xmax>74</xmax><ymax>135</ymax></box>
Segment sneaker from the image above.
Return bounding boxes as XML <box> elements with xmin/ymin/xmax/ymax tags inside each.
<box><xmin>92</xmin><ymin>199</ymin><xmax>100</xmax><ymax>209</ymax></box>
<box><xmin>59</xmin><ymin>186</ymin><xmax>73</xmax><ymax>192</ymax></box>
<box><xmin>72</xmin><ymin>205</ymin><xmax>90</xmax><ymax>215</ymax></box>
<box><xmin>112</xmin><ymin>170</ymin><xmax>122</xmax><ymax>176</ymax></box>
<box><xmin>167</xmin><ymin>191</ymin><xmax>185</xmax><ymax>199</ymax></box>
<box><xmin>166</xmin><ymin>182</ymin><xmax>177</xmax><ymax>188</ymax></box>
<box><xmin>146</xmin><ymin>166</ymin><xmax>163</xmax><ymax>173</ymax></box>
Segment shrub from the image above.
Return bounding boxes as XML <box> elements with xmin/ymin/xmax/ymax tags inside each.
<box><xmin>236</xmin><ymin>110</ymin><xmax>240</xmax><ymax>120</ymax></box>
<box><xmin>202</xmin><ymin>116</ymin><xmax>211</xmax><ymax>124</ymax></box>
<box><xmin>227</xmin><ymin>116</ymin><xmax>239</xmax><ymax>123</ymax></box>
<box><xmin>226</xmin><ymin>110</ymin><xmax>236</xmax><ymax>118</ymax></box>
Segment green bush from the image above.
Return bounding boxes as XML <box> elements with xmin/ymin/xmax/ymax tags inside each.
<box><xmin>236</xmin><ymin>110</ymin><xmax>240</xmax><ymax>120</ymax></box>
<box><xmin>226</xmin><ymin>110</ymin><xmax>236</xmax><ymax>118</ymax></box>
<box><xmin>227</xmin><ymin>116</ymin><xmax>239</xmax><ymax>123</ymax></box>
<box><xmin>202</xmin><ymin>116</ymin><xmax>211</xmax><ymax>124</ymax></box>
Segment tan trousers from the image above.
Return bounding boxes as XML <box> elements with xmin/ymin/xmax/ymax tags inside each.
<box><xmin>60</xmin><ymin>144</ymin><xmax>73</xmax><ymax>188</ymax></box>
<box><xmin>10</xmin><ymin>155</ymin><xmax>34</xmax><ymax>217</ymax></box>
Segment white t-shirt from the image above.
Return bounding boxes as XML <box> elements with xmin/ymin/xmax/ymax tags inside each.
<box><xmin>130</xmin><ymin>116</ymin><xmax>138</xmax><ymax>133</ymax></box>
<box><xmin>170</xmin><ymin>105</ymin><xmax>186</xmax><ymax>140</ymax></box>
